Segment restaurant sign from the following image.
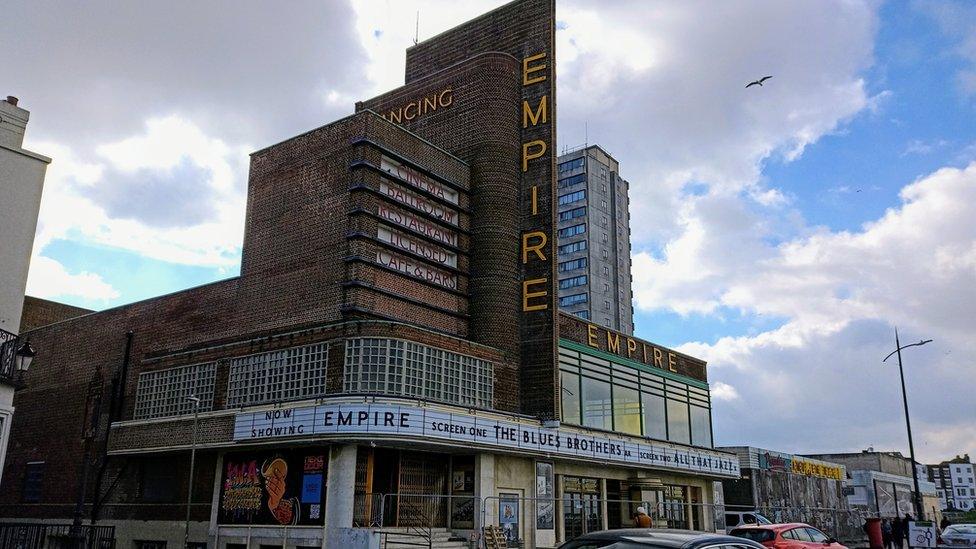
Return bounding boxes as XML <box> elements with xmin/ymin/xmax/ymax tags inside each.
<box><xmin>233</xmin><ymin>401</ymin><xmax>740</xmax><ymax>478</ymax></box>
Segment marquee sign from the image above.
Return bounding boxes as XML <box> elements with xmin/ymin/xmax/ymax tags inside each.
<box><xmin>791</xmin><ymin>457</ymin><xmax>843</xmax><ymax>480</ymax></box>
<box><xmin>233</xmin><ymin>402</ymin><xmax>741</xmax><ymax>479</ymax></box>
<box><xmin>757</xmin><ymin>450</ymin><xmax>844</xmax><ymax>480</ymax></box>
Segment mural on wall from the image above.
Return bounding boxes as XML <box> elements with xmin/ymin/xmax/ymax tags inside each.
<box><xmin>536</xmin><ymin>461</ymin><xmax>554</xmax><ymax>530</ymax></box>
<box><xmin>219</xmin><ymin>449</ymin><xmax>327</xmax><ymax>526</ymax></box>
<box><xmin>876</xmin><ymin>480</ymin><xmax>897</xmax><ymax>517</ymax></box>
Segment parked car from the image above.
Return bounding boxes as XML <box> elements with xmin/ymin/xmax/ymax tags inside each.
<box><xmin>729</xmin><ymin>523</ymin><xmax>848</xmax><ymax>549</ymax></box>
<box><xmin>557</xmin><ymin>528</ymin><xmax>768</xmax><ymax>549</ymax></box>
<box><xmin>939</xmin><ymin>524</ymin><xmax>976</xmax><ymax>547</ymax></box>
<box><xmin>725</xmin><ymin>512</ymin><xmax>774</xmax><ymax>531</ymax></box>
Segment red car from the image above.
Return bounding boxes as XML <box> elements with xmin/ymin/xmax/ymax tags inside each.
<box><xmin>730</xmin><ymin>523</ymin><xmax>849</xmax><ymax>549</ymax></box>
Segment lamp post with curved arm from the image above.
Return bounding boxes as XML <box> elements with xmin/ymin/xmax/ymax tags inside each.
<box><xmin>883</xmin><ymin>328</ymin><xmax>932</xmax><ymax>519</ymax></box>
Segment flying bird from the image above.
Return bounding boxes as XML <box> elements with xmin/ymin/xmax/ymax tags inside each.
<box><xmin>746</xmin><ymin>75</ymin><xmax>773</xmax><ymax>88</ymax></box>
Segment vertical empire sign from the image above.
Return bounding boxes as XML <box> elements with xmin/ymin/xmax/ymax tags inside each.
<box><xmin>519</xmin><ymin>0</ymin><xmax>558</xmax><ymax>419</ymax></box>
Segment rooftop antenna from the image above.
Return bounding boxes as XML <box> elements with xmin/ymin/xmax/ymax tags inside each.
<box><xmin>584</xmin><ymin>121</ymin><xmax>588</xmax><ymax>148</ymax></box>
<box><xmin>413</xmin><ymin>11</ymin><xmax>419</xmax><ymax>45</ymax></box>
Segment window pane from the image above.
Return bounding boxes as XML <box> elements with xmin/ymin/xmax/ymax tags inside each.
<box><xmin>806</xmin><ymin>528</ymin><xmax>828</xmax><ymax>543</ymax></box>
<box><xmin>612</xmin><ymin>385</ymin><xmax>641</xmax><ymax>436</ymax></box>
<box><xmin>666</xmin><ymin>399</ymin><xmax>690</xmax><ymax>444</ymax></box>
<box><xmin>791</xmin><ymin>529</ymin><xmax>814</xmax><ymax>542</ymax></box>
<box><xmin>343</xmin><ymin>338</ymin><xmax>492</xmax><ymax>408</ymax></box>
<box><xmin>690</xmin><ymin>405</ymin><xmax>712</xmax><ymax>447</ymax></box>
<box><xmin>641</xmin><ymin>392</ymin><xmax>667</xmax><ymax>440</ymax></box>
<box><xmin>581</xmin><ymin>377</ymin><xmax>613</xmax><ymax>430</ymax></box>
<box><xmin>560</xmin><ymin>371</ymin><xmax>581</xmax><ymax>425</ymax></box>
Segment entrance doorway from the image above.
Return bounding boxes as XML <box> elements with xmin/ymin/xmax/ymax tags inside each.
<box><xmin>562</xmin><ymin>476</ymin><xmax>602</xmax><ymax>539</ymax></box>
<box><xmin>353</xmin><ymin>447</ymin><xmax>450</xmax><ymax>528</ymax></box>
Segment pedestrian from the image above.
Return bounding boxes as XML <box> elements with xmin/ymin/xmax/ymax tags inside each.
<box><xmin>882</xmin><ymin>518</ymin><xmax>893</xmax><ymax>549</ymax></box>
<box><xmin>940</xmin><ymin>516</ymin><xmax>951</xmax><ymax>531</ymax></box>
<box><xmin>902</xmin><ymin>514</ymin><xmax>914</xmax><ymax>546</ymax></box>
<box><xmin>634</xmin><ymin>506</ymin><xmax>653</xmax><ymax>528</ymax></box>
<box><xmin>892</xmin><ymin>517</ymin><xmax>904</xmax><ymax>549</ymax></box>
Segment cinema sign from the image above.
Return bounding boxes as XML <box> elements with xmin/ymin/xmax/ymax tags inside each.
<box><xmin>233</xmin><ymin>400</ymin><xmax>741</xmax><ymax>479</ymax></box>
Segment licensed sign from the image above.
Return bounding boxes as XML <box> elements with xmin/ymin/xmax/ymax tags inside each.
<box><xmin>233</xmin><ymin>401</ymin><xmax>741</xmax><ymax>478</ymax></box>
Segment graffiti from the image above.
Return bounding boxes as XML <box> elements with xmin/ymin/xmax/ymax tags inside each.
<box><xmin>218</xmin><ymin>449</ymin><xmax>326</xmax><ymax>526</ymax></box>
<box><xmin>262</xmin><ymin>458</ymin><xmax>300</xmax><ymax>525</ymax></box>
<box><xmin>221</xmin><ymin>460</ymin><xmax>262</xmax><ymax>520</ymax></box>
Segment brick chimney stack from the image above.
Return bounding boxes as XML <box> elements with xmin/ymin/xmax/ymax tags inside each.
<box><xmin>0</xmin><ymin>95</ymin><xmax>30</xmax><ymax>148</ymax></box>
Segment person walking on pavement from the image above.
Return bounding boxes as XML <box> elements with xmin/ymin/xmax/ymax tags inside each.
<box><xmin>941</xmin><ymin>516</ymin><xmax>952</xmax><ymax>531</ymax></box>
<box><xmin>892</xmin><ymin>517</ymin><xmax>904</xmax><ymax>549</ymax></box>
<box><xmin>882</xmin><ymin>518</ymin><xmax>894</xmax><ymax>549</ymax></box>
<box><xmin>902</xmin><ymin>514</ymin><xmax>914</xmax><ymax>548</ymax></box>
<box><xmin>634</xmin><ymin>507</ymin><xmax>653</xmax><ymax>528</ymax></box>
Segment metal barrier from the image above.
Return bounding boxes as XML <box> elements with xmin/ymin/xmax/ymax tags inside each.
<box><xmin>474</xmin><ymin>495</ymin><xmax>870</xmax><ymax>547</ymax></box>
<box><xmin>350</xmin><ymin>493</ymin><xmax>870</xmax><ymax>548</ymax></box>
<box><xmin>0</xmin><ymin>523</ymin><xmax>115</xmax><ymax>549</ymax></box>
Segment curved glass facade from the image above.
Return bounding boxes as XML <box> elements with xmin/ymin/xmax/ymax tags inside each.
<box><xmin>558</xmin><ymin>344</ymin><xmax>713</xmax><ymax>447</ymax></box>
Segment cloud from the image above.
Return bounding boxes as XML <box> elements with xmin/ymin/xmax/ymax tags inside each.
<box><xmin>914</xmin><ymin>0</ymin><xmax>976</xmax><ymax>98</ymax></box>
<box><xmin>0</xmin><ymin>0</ymin><xmax>368</xmax><ymax>149</ymax></box>
<box><xmin>26</xmin><ymin>256</ymin><xmax>119</xmax><ymax>302</ymax></box>
<box><xmin>349</xmin><ymin>0</ymin><xmax>507</xmax><ymax>96</ymax></box>
<box><xmin>4</xmin><ymin>0</ymin><xmax>373</xmax><ymax>299</ymax></box>
<box><xmin>29</xmin><ymin>116</ymin><xmax>250</xmax><ymax>269</ymax></box>
<box><xmin>552</xmin><ymin>0</ymin><xmax>881</xmax><ymax>246</ymax></box>
<box><xmin>902</xmin><ymin>138</ymin><xmax>950</xmax><ymax>156</ymax></box>
<box><xmin>668</xmin><ymin>163</ymin><xmax>976</xmax><ymax>461</ymax></box>
<box><xmin>710</xmin><ymin>381</ymin><xmax>740</xmax><ymax>402</ymax></box>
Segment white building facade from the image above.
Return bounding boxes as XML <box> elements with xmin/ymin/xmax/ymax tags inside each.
<box><xmin>928</xmin><ymin>456</ymin><xmax>976</xmax><ymax>511</ymax></box>
<box><xmin>0</xmin><ymin>95</ymin><xmax>49</xmax><ymax>484</ymax></box>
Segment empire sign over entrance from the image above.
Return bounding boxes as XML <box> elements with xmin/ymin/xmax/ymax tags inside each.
<box><xmin>234</xmin><ymin>400</ymin><xmax>740</xmax><ymax>478</ymax></box>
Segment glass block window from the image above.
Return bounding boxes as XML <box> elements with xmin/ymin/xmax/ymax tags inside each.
<box><xmin>226</xmin><ymin>343</ymin><xmax>329</xmax><ymax>407</ymax></box>
<box><xmin>134</xmin><ymin>362</ymin><xmax>216</xmax><ymax>419</ymax></box>
<box><xmin>344</xmin><ymin>338</ymin><xmax>492</xmax><ymax>408</ymax></box>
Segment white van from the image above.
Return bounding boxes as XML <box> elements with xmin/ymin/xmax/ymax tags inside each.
<box><xmin>724</xmin><ymin>511</ymin><xmax>773</xmax><ymax>532</ymax></box>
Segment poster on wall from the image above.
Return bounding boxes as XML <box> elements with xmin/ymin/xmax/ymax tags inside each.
<box><xmin>499</xmin><ymin>494</ymin><xmax>520</xmax><ymax>544</ymax></box>
<box><xmin>894</xmin><ymin>484</ymin><xmax>915</xmax><ymax>517</ymax></box>
<box><xmin>536</xmin><ymin>461</ymin><xmax>554</xmax><ymax>530</ymax></box>
<box><xmin>219</xmin><ymin>449</ymin><xmax>327</xmax><ymax>526</ymax></box>
<box><xmin>874</xmin><ymin>480</ymin><xmax>897</xmax><ymax>517</ymax></box>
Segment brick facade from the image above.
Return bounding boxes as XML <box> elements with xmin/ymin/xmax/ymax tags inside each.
<box><xmin>18</xmin><ymin>296</ymin><xmax>92</xmax><ymax>333</ymax></box>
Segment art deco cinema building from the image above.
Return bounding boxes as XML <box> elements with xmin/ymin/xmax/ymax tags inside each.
<box><xmin>0</xmin><ymin>1</ymin><xmax>739</xmax><ymax>547</ymax></box>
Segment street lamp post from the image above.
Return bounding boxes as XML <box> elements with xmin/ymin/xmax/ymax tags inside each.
<box><xmin>183</xmin><ymin>395</ymin><xmax>201</xmax><ymax>549</ymax></box>
<box><xmin>882</xmin><ymin>328</ymin><xmax>932</xmax><ymax>520</ymax></box>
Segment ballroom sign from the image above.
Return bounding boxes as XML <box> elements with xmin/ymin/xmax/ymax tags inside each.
<box><xmin>233</xmin><ymin>401</ymin><xmax>741</xmax><ymax>478</ymax></box>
